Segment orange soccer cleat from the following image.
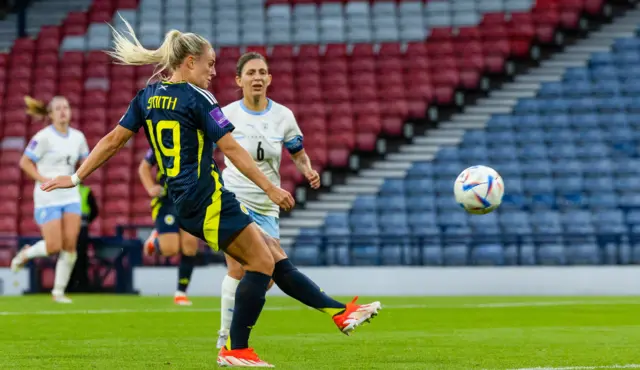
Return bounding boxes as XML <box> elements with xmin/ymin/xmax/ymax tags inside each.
<box><xmin>332</xmin><ymin>296</ymin><xmax>382</xmax><ymax>335</ymax></box>
<box><xmin>173</xmin><ymin>294</ymin><xmax>192</xmax><ymax>306</ymax></box>
<box><xmin>217</xmin><ymin>347</ymin><xmax>274</xmax><ymax>368</ymax></box>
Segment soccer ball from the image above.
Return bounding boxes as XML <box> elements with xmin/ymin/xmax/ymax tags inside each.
<box><xmin>453</xmin><ymin>165</ymin><xmax>504</xmax><ymax>215</ymax></box>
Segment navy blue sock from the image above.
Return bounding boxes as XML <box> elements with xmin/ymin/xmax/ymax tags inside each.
<box><xmin>230</xmin><ymin>271</ymin><xmax>271</xmax><ymax>350</ymax></box>
<box><xmin>177</xmin><ymin>254</ymin><xmax>195</xmax><ymax>293</ymax></box>
<box><xmin>272</xmin><ymin>259</ymin><xmax>345</xmax><ymax>316</ymax></box>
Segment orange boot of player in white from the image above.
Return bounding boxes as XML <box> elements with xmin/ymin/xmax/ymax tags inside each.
<box><xmin>217</xmin><ymin>347</ymin><xmax>274</xmax><ymax>368</ymax></box>
<box><xmin>332</xmin><ymin>296</ymin><xmax>382</xmax><ymax>335</ymax></box>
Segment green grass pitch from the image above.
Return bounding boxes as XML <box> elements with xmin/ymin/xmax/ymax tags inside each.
<box><xmin>1</xmin><ymin>295</ymin><xmax>639</xmax><ymax>369</ymax></box>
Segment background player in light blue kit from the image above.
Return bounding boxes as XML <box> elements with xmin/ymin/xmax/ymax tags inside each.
<box><xmin>12</xmin><ymin>96</ymin><xmax>89</xmax><ymax>304</ymax></box>
<box><xmin>216</xmin><ymin>52</ymin><xmax>325</xmax><ymax>348</ymax></box>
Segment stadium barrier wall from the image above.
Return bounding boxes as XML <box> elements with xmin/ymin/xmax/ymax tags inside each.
<box><xmin>0</xmin><ymin>268</ymin><xmax>30</xmax><ymax>296</ymax></box>
<box><xmin>133</xmin><ymin>266</ymin><xmax>640</xmax><ymax>296</ymax></box>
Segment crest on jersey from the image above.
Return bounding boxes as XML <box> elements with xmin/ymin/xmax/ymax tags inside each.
<box><xmin>240</xmin><ymin>204</ymin><xmax>249</xmax><ymax>215</ymax></box>
<box><xmin>210</xmin><ymin>107</ymin><xmax>230</xmax><ymax>128</ymax></box>
<box><xmin>164</xmin><ymin>214</ymin><xmax>175</xmax><ymax>225</ymax></box>
<box><xmin>28</xmin><ymin>139</ymin><xmax>38</xmax><ymax>150</ymax></box>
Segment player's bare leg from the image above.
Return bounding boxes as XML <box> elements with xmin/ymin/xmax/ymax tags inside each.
<box><xmin>217</xmin><ymin>223</ymin><xmax>274</xmax><ymax>368</ymax></box>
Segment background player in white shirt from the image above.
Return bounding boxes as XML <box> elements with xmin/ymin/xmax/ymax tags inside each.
<box><xmin>217</xmin><ymin>52</ymin><xmax>322</xmax><ymax>347</ymax></box>
<box><xmin>11</xmin><ymin>96</ymin><xmax>89</xmax><ymax>303</ymax></box>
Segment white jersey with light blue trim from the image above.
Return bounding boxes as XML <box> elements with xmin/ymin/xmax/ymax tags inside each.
<box><xmin>24</xmin><ymin>125</ymin><xmax>89</xmax><ymax>208</ymax></box>
<box><xmin>221</xmin><ymin>99</ymin><xmax>304</xmax><ymax>218</ymax></box>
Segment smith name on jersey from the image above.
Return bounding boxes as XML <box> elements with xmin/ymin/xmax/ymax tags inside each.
<box><xmin>221</xmin><ymin>99</ymin><xmax>303</xmax><ymax>218</ymax></box>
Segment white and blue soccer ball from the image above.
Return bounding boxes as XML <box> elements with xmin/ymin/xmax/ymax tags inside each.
<box><xmin>453</xmin><ymin>165</ymin><xmax>504</xmax><ymax>215</ymax></box>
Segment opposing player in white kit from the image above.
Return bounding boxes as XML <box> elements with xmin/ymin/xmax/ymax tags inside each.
<box><xmin>216</xmin><ymin>52</ymin><xmax>323</xmax><ymax>347</ymax></box>
<box><xmin>11</xmin><ymin>96</ymin><xmax>89</xmax><ymax>303</ymax></box>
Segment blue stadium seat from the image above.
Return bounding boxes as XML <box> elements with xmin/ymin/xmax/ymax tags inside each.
<box><xmin>566</xmin><ymin>244</ymin><xmax>601</xmax><ymax>265</ymax></box>
<box><xmin>405</xmin><ymin>179</ymin><xmax>434</xmax><ymax>195</ymax></box>
<box><xmin>554</xmin><ymin>175</ymin><xmax>583</xmax><ymax>193</ymax></box>
<box><xmin>593</xmin><ymin>210</ymin><xmax>626</xmax><ymax>233</ymax></box>
<box><xmin>530</xmin><ymin>211</ymin><xmax>561</xmax><ymax>233</ymax></box>
<box><xmin>539</xmin><ymin>82</ymin><xmax>563</xmax><ymax>97</ymax></box>
<box><xmin>499</xmin><ymin>210</ymin><xmax>531</xmax><ymax>233</ymax></box>
<box><xmin>352</xmin><ymin>195</ymin><xmax>377</xmax><ymax>213</ymax></box>
<box><xmin>536</xmin><ymin>244</ymin><xmax>565</xmax><ymax>265</ymax></box>
<box><xmin>407</xmin><ymin>162</ymin><xmax>433</xmax><ymax>178</ymax></box>
<box><xmin>443</xmin><ymin>245</ymin><xmax>469</xmax><ymax>266</ymax></box>
<box><xmin>377</xmin><ymin>195</ymin><xmax>407</xmax><ymax>213</ymax></box>
<box><xmin>548</xmin><ymin>144</ymin><xmax>576</xmax><ymax>160</ymax></box>
<box><xmin>471</xmin><ymin>244</ymin><xmax>504</xmax><ymax>265</ymax></box>
<box><xmin>462</xmin><ymin>130</ymin><xmax>488</xmax><ymax>146</ymax></box>
<box><xmin>564</xmin><ymin>67</ymin><xmax>590</xmax><ymax>81</ymax></box>
<box><xmin>561</xmin><ymin>210</ymin><xmax>594</xmax><ymax>233</ymax></box>
<box><xmin>405</xmin><ymin>195</ymin><xmax>436</xmax><ymax>212</ymax></box>
<box><xmin>551</xmin><ymin>160</ymin><xmax>581</xmax><ymax>176</ymax></box>
<box><xmin>571</xmin><ymin>113</ymin><xmax>599</xmax><ymax>130</ymax></box>
<box><xmin>588</xmin><ymin>193</ymin><xmax>619</xmax><ymax>209</ymax></box>
<box><xmin>380</xmin><ymin>179</ymin><xmax>405</xmax><ymax>195</ymax></box>
<box><xmin>487</xmin><ymin>115</ymin><xmax>513</xmax><ymax>131</ymax></box>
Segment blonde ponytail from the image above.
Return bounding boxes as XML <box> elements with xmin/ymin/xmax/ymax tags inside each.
<box><xmin>107</xmin><ymin>13</ymin><xmax>211</xmax><ymax>83</ymax></box>
<box><xmin>24</xmin><ymin>96</ymin><xmax>48</xmax><ymax>120</ymax></box>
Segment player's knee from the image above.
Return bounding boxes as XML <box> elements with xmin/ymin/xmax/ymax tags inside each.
<box><xmin>227</xmin><ymin>259</ymin><xmax>245</xmax><ymax>280</ymax></box>
<box><xmin>62</xmin><ymin>240</ymin><xmax>77</xmax><ymax>252</ymax></box>
<box><xmin>243</xmin><ymin>241</ymin><xmax>274</xmax><ymax>276</ymax></box>
<box><xmin>158</xmin><ymin>234</ymin><xmax>180</xmax><ymax>255</ymax></box>
<box><xmin>180</xmin><ymin>240</ymin><xmax>198</xmax><ymax>256</ymax></box>
<box><xmin>46</xmin><ymin>239</ymin><xmax>63</xmax><ymax>254</ymax></box>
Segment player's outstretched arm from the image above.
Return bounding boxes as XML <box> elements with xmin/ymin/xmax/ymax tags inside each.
<box><xmin>217</xmin><ymin>133</ymin><xmax>295</xmax><ymax>211</ymax></box>
<box><xmin>290</xmin><ymin>150</ymin><xmax>320</xmax><ymax>189</ymax></box>
<box><xmin>41</xmin><ymin>126</ymin><xmax>134</xmax><ymax>191</ymax></box>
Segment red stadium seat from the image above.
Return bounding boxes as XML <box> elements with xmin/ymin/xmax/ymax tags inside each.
<box><xmin>324</xmin><ymin>44</ymin><xmax>348</xmax><ymax>58</ymax></box>
<box><xmin>355</xmin><ymin>133</ymin><xmax>377</xmax><ymax>152</ymax></box>
<box><xmin>297</xmin><ymin>45</ymin><xmax>320</xmax><ymax>59</ymax></box>
<box><xmin>328</xmin><ymin>149</ymin><xmax>349</xmax><ymax>168</ymax></box>
<box><xmin>102</xmin><ymin>215</ymin><xmax>130</xmax><ymax>236</ymax></box>
<box><xmin>105</xmin><ymin>166</ymin><xmax>132</xmax><ymax>183</ymax></box>
<box><xmin>0</xmin><ymin>167</ymin><xmax>21</xmax><ymax>183</ymax></box>
<box><xmin>328</xmin><ymin>132</ymin><xmax>355</xmax><ymax>150</ymax></box>
<box><xmin>0</xmin><ymin>200</ymin><xmax>18</xmax><ymax>217</ymax></box>
<box><xmin>219</xmin><ymin>47</ymin><xmax>241</xmax><ymax>60</ymax></box>
<box><xmin>19</xmin><ymin>218</ymin><xmax>39</xmax><ymax>236</ymax></box>
<box><xmin>40</xmin><ymin>267</ymin><xmax>55</xmax><ymax>290</ymax></box>
<box><xmin>0</xmin><ymin>214</ymin><xmax>18</xmax><ymax>234</ymax></box>
<box><xmin>246</xmin><ymin>46</ymin><xmax>268</xmax><ymax>56</ymax></box>
<box><xmin>270</xmin><ymin>45</ymin><xmax>294</xmax><ymax>59</ymax></box>
<box><xmin>103</xmin><ymin>199</ymin><xmax>131</xmax><ymax>215</ymax></box>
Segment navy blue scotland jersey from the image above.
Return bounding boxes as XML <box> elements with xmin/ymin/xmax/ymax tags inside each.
<box><xmin>119</xmin><ymin>81</ymin><xmax>253</xmax><ymax>251</ymax></box>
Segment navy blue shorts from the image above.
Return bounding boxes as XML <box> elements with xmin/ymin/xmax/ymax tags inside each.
<box><xmin>151</xmin><ymin>198</ymin><xmax>180</xmax><ymax>234</ymax></box>
<box><xmin>175</xmin><ymin>187</ymin><xmax>253</xmax><ymax>252</ymax></box>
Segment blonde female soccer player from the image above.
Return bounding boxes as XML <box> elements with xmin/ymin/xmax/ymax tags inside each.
<box><xmin>41</xmin><ymin>17</ymin><xmax>380</xmax><ymax>367</ymax></box>
<box><xmin>216</xmin><ymin>52</ymin><xmax>324</xmax><ymax>348</ymax></box>
<box><xmin>12</xmin><ymin>96</ymin><xmax>89</xmax><ymax>303</ymax></box>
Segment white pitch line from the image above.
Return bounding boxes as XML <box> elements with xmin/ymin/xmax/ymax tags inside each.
<box><xmin>2</xmin><ymin>300</ymin><xmax>640</xmax><ymax>317</ymax></box>
<box><xmin>507</xmin><ymin>364</ymin><xmax>640</xmax><ymax>370</ymax></box>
